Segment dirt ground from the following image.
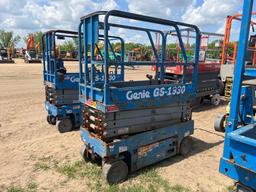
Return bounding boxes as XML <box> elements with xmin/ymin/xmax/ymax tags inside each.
<box><xmin>0</xmin><ymin>58</ymin><xmax>233</xmax><ymax>192</ymax></box>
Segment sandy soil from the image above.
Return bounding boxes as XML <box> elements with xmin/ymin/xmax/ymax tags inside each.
<box><xmin>0</xmin><ymin>58</ymin><xmax>233</xmax><ymax>192</ymax></box>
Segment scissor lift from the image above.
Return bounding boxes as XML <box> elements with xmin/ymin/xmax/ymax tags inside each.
<box><xmin>219</xmin><ymin>1</ymin><xmax>256</xmax><ymax>191</ymax></box>
<box><xmin>42</xmin><ymin>30</ymin><xmax>82</xmax><ymax>133</ymax></box>
<box><xmin>163</xmin><ymin>30</ymin><xmax>224</xmax><ymax>106</ymax></box>
<box><xmin>78</xmin><ymin>10</ymin><xmax>201</xmax><ymax>183</ymax></box>
<box><xmin>42</xmin><ymin>30</ymin><xmax>125</xmax><ymax>133</ymax></box>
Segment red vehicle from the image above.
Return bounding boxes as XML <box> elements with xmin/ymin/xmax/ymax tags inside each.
<box><xmin>153</xmin><ymin>29</ymin><xmax>224</xmax><ymax>105</ymax></box>
<box><xmin>24</xmin><ymin>33</ymin><xmax>41</xmax><ymax>63</ymax></box>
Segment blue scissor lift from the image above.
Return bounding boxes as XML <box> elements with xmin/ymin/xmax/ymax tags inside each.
<box><xmin>42</xmin><ymin>30</ymin><xmax>82</xmax><ymax>133</ymax></box>
<box><xmin>42</xmin><ymin>30</ymin><xmax>125</xmax><ymax>133</ymax></box>
<box><xmin>219</xmin><ymin>1</ymin><xmax>256</xmax><ymax>191</ymax></box>
<box><xmin>78</xmin><ymin>10</ymin><xmax>201</xmax><ymax>183</ymax></box>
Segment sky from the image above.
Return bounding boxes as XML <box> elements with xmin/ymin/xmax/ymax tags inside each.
<box><xmin>0</xmin><ymin>0</ymin><xmax>251</xmax><ymax>47</ymax></box>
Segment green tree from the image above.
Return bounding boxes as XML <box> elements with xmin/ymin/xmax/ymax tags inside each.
<box><xmin>73</xmin><ymin>38</ymin><xmax>78</xmax><ymax>50</ymax></box>
<box><xmin>127</xmin><ymin>43</ymin><xmax>144</xmax><ymax>51</ymax></box>
<box><xmin>33</xmin><ymin>31</ymin><xmax>43</xmax><ymax>45</ymax></box>
<box><xmin>0</xmin><ymin>30</ymin><xmax>20</xmax><ymax>49</ymax></box>
<box><xmin>59</xmin><ymin>40</ymin><xmax>76</xmax><ymax>52</ymax></box>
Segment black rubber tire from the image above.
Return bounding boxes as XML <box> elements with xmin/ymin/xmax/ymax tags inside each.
<box><xmin>211</xmin><ymin>94</ymin><xmax>221</xmax><ymax>106</ymax></box>
<box><xmin>46</xmin><ymin>115</ymin><xmax>51</xmax><ymax>124</ymax></box>
<box><xmin>236</xmin><ymin>182</ymin><xmax>254</xmax><ymax>192</ymax></box>
<box><xmin>80</xmin><ymin>145</ymin><xmax>89</xmax><ymax>161</ymax></box>
<box><xmin>57</xmin><ymin>118</ymin><xmax>73</xmax><ymax>133</ymax></box>
<box><xmin>179</xmin><ymin>136</ymin><xmax>193</xmax><ymax>156</ymax></box>
<box><xmin>102</xmin><ymin>160</ymin><xmax>128</xmax><ymax>184</ymax></box>
<box><xmin>50</xmin><ymin>116</ymin><xmax>56</xmax><ymax>125</ymax></box>
<box><xmin>214</xmin><ymin>113</ymin><xmax>226</xmax><ymax>132</ymax></box>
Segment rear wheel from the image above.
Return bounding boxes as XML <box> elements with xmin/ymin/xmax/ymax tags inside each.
<box><xmin>214</xmin><ymin>113</ymin><xmax>226</xmax><ymax>132</ymax></box>
<box><xmin>179</xmin><ymin>136</ymin><xmax>193</xmax><ymax>156</ymax></box>
<box><xmin>103</xmin><ymin>160</ymin><xmax>128</xmax><ymax>184</ymax></box>
<box><xmin>211</xmin><ymin>94</ymin><xmax>221</xmax><ymax>106</ymax></box>
<box><xmin>57</xmin><ymin>118</ymin><xmax>73</xmax><ymax>133</ymax></box>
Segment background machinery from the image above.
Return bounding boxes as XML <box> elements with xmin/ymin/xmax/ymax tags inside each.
<box><xmin>215</xmin><ymin>11</ymin><xmax>256</xmax><ymax>132</ymax></box>
<box><xmin>153</xmin><ymin>30</ymin><xmax>224</xmax><ymax>106</ymax></box>
<box><xmin>218</xmin><ymin>1</ymin><xmax>256</xmax><ymax>191</ymax></box>
<box><xmin>25</xmin><ymin>33</ymin><xmax>41</xmax><ymax>63</ymax></box>
<box><xmin>78</xmin><ymin>10</ymin><xmax>200</xmax><ymax>183</ymax></box>
<box><xmin>220</xmin><ymin>11</ymin><xmax>256</xmax><ymax>100</ymax></box>
<box><xmin>0</xmin><ymin>30</ymin><xmax>19</xmax><ymax>63</ymax></box>
<box><xmin>0</xmin><ymin>48</ymin><xmax>15</xmax><ymax>63</ymax></box>
<box><xmin>42</xmin><ymin>30</ymin><xmax>82</xmax><ymax>133</ymax></box>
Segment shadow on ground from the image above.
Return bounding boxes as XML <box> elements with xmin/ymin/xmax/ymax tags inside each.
<box><xmin>128</xmin><ymin>135</ymin><xmax>224</xmax><ymax>180</ymax></box>
<box><xmin>193</xmin><ymin>98</ymin><xmax>228</xmax><ymax>112</ymax></box>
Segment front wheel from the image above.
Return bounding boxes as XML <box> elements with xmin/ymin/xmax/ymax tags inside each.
<box><xmin>46</xmin><ymin>115</ymin><xmax>51</xmax><ymax>124</ymax></box>
<box><xmin>236</xmin><ymin>182</ymin><xmax>254</xmax><ymax>192</ymax></box>
<box><xmin>57</xmin><ymin>118</ymin><xmax>73</xmax><ymax>133</ymax></box>
<box><xmin>103</xmin><ymin>160</ymin><xmax>128</xmax><ymax>184</ymax></box>
<box><xmin>214</xmin><ymin>113</ymin><xmax>226</xmax><ymax>132</ymax></box>
<box><xmin>47</xmin><ymin>115</ymin><xmax>56</xmax><ymax>125</ymax></box>
<box><xmin>80</xmin><ymin>145</ymin><xmax>90</xmax><ymax>161</ymax></box>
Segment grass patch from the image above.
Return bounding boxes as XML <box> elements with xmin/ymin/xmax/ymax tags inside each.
<box><xmin>227</xmin><ymin>185</ymin><xmax>235</xmax><ymax>192</ymax></box>
<box><xmin>7</xmin><ymin>181</ymin><xmax>38</xmax><ymax>192</ymax></box>
<box><xmin>56</xmin><ymin>161</ymin><xmax>82</xmax><ymax>179</ymax></box>
<box><xmin>33</xmin><ymin>156</ymin><xmax>59</xmax><ymax>171</ymax></box>
<box><xmin>55</xmin><ymin>160</ymin><xmax>101</xmax><ymax>180</ymax></box>
<box><xmin>123</xmin><ymin>168</ymin><xmax>191</xmax><ymax>192</ymax></box>
<box><xmin>33</xmin><ymin>161</ymin><xmax>51</xmax><ymax>171</ymax></box>
<box><xmin>27</xmin><ymin>181</ymin><xmax>38</xmax><ymax>192</ymax></box>
<box><xmin>170</xmin><ymin>184</ymin><xmax>191</xmax><ymax>192</ymax></box>
<box><xmin>7</xmin><ymin>186</ymin><xmax>25</xmax><ymax>192</ymax></box>
<box><xmin>33</xmin><ymin>157</ymin><xmax>191</xmax><ymax>192</ymax></box>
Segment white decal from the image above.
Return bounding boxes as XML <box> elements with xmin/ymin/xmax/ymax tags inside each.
<box><xmin>70</xmin><ymin>76</ymin><xmax>79</xmax><ymax>83</ymax></box>
<box><xmin>126</xmin><ymin>90</ymin><xmax>151</xmax><ymax>101</ymax></box>
<box><xmin>95</xmin><ymin>74</ymin><xmax>117</xmax><ymax>82</ymax></box>
<box><xmin>184</xmin><ymin>131</ymin><xmax>190</xmax><ymax>137</ymax></box>
<box><xmin>126</xmin><ymin>85</ymin><xmax>186</xmax><ymax>101</ymax></box>
<box><xmin>119</xmin><ymin>146</ymin><xmax>127</xmax><ymax>153</ymax></box>
<box><xmin>66</xmin><ymin>110</ymin><xmax>72</xmax><ymax>114</ymax></box>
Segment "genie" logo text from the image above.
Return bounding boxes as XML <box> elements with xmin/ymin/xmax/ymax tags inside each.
<box><xmin>125</xmin><ymin>85</ymin><xmax>186</xmax><ymax>101</ymax></box>
<box><xmin>126</xmin><ymin>90</ymin><xmax>150</xmax><ymax>100</ymax></box>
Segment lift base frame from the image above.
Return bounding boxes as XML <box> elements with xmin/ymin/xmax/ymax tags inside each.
<box><xmin>45</xmin><ymin>101</ymin><xmax>81</xmax><ymax>128</ymax></box>
<box><xmin>81</xmin><ymin>120</ymin><xmax>193</xmax><ymax>172</ymax></box>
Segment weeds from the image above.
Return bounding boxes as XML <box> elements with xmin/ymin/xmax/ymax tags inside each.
<box><xmin>33</xmin><ymin>157</ymin><xmax>191</xmax><ymax>192</ymax></box>
<box><xmin>33</xmin><ymin>156</ymin><xmax>59</xmax><ymax>171</ymax></box>
<box><xmin>56</xmin><ymin>161</ymin><xmax>82</xmax><ymax>179</ymax></box>
<box><xmin>7</xmin><ymin>181</ymin><xmax>38</xmax><ymax>192</ymax></box>
<box><xmin>170</xmin><ymin>184</ymin><xmax>191</xmax><ymax>192</ymax></box>
<box><xmin>27</xmin><ymin>181</ymin><xmax>38</xmax><ymax>192</ymax></box>
<box><xmin>33</xmin><ymin>161</ymin><xmax>51</xmax><ymax>171</ymax></box>
<box><xmin>227</xmin><ymin>185</ymin><xmax>235</xmax><ymax>192</ymax></box>
<box><xmin>7</xmin><ymin>186</ymin><xmax>25</xmax><ymax>192</ymax></box>
<box><xmin>122</xmin><ymin>168</ymin><xmax>190</xmax><ymax>192</ymax></box>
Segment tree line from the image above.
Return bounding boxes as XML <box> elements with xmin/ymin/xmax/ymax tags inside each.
<box><xmin>0</xmin><ymin>29</ymin><xmax>226</xmax><ymax>60</ymax></box>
